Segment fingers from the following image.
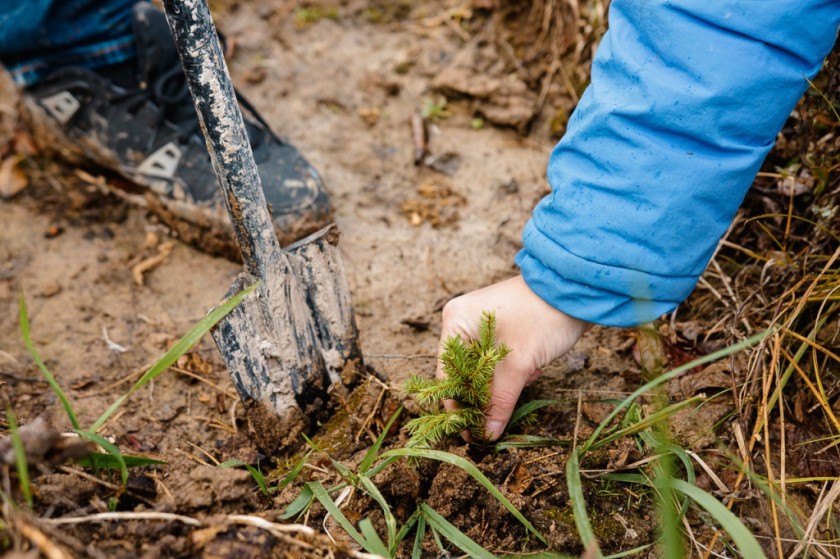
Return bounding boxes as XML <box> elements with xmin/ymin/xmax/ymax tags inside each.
<box><xmin>432</xmin><ymin>274</ymin><xmax>589</xmax><ymax>442</ymax></box>
<box><xmin>482</xmin><ymin>359</ymin><xmax>535</xmax><ymax>441</ymax></box>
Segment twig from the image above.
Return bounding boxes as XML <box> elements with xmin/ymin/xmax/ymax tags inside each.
<box><xmin>58</xmin><ymin>466</ymin><xmax>121</xmax><ymax>492</ymax></box>
<box><xmin>323</xmin><ymin>486</ymin><xmax>354</xmax><ymax>548</ymax></box>
<box><xmin>682</xmin><ymin>514</ymin><xmax>705</xmax><ymax>558</ymax></box>
<box><xmin>228</xmin><ymin>514</ymin><xmax>314</xmax><ymax>536</ymax></box>
<box><xmin>185</xmin><ymin>441</ymin><xmax>220</xmax><ymax>465</ymax></box>
<box><xmin>229</xmin><ymin>398</ymin><xmax>239</xmax><ymax>434</ymax></box>
<box><xmin>16</xmin><ymin>516</ymin><xmax>71</xmax><ymax>559</ymax></box>
<box><xmin>227</xmin><ymin>515</ymin><xmax>383</xmax><ymax>559</ymax></box>
<box><xmin>132</xmin><ymin>241</ymin><xmax>174</xmax><ymax>286</ymax></box>
<box><xmin>365</xmin><ymin>353</ymin><xmax>436</xmax><ymax>360</ymax></box>
<box><xmin>175</xmin><ymin>447</ymin><xmax>211</xmax><ymax>467</ymax></box>
<box><xmin>355</xmin><ymin>382</ymin><xmax>388</xmax><ymax>443</ymax></box>
<box><xmin>101</xmin><ymin>326</ymin><xmax>129</xmax><ymax>353</ymax></box>
<box><xmin>81</xmin><ymin>362</ymin><xmax>153</xmax><ymax>397</ymax></box>
<box><xmin>171</xmin><ymin>366</ymin><xmax>237</xmax><ymax>397</ymax></box>
<box><xmin>44</xmin><ymin>511</ymin><xmax>202</xmax><ymax>527</ymax></box>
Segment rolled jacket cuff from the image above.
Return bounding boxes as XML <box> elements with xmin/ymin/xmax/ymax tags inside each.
<box><xmin>516</xmin><ymin>220</ymin><xmax>699</xmax><ymax>327</ymax></box>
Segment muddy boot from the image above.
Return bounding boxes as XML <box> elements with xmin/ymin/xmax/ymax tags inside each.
<box><xmin>18</xmin><ymin>2</ymin><xmax>332</xmax><ymax>258</ymax></box>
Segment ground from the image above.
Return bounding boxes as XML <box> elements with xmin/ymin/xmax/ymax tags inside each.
<box><xmin>1</xmin><ymin>2</ymin><xmax>838</xmax><ymax>558</ymax></box>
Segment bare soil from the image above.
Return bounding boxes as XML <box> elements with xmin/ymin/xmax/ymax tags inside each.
<box><xmin>1</xmin><ymin>2</ymin><xmax>837</xmax><ymax>558</ymax></box>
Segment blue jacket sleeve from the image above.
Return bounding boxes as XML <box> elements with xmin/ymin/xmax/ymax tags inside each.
<box><xmin>516</xmin><ymin>0</ymin><xmax>840</xmax><ymax>327</ymax></box>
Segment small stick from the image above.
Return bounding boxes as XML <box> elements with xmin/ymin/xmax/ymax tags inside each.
<box><xmin>16</xmin><ymin>517</ymin><xmax>70</xmax><ymax>559</ymax></box>
<box><xmin>365</xmin><ymin>353</ymin><xmax>436</xmax><ymax>360</ymax></box>
<box><xmin>411</xmin><ymin>112</ymin><xmax>427</xmax><ymax>165</ymax></box>
<box><xmin>170</xmin><ymin>366</ymin><xmax>237</xmax><ymax>397</ymax></box>
<box><xmin>354</xmin><ymin>384</ymin><xmax>388</xmax><ymax>443</ymax></box>
<box><xmin>185</xmin><ymin>441</ymin><xmax>220</xmax><ymax>465</ymax></box>
<box><xmin>44</xmin><ymin>511</ymin><xmax>203</xmax><ymax>527</ymax></box>
<box><xmin>81</xmin><ymin>362</ymin><xmax>154</xmax><ymax>397</ymax></box>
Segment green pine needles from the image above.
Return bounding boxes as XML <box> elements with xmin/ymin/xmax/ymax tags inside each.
<box><xmin>404</xmin><ymin>311</ymin><xmax>510</xmax><ymax>448</ymax></box>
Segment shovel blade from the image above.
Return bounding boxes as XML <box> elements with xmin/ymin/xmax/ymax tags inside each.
<box><xmin>211</xmin><ymin>226</ymin><xmax>362</xmax><ymax>452</ymax></box>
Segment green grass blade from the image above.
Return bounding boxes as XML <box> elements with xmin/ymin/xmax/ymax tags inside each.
<box><xmin>222</xmin><ymin>460</ymin><xmax>274</xmax><ymax>495</ymax></box>
<box><xmin>602</xmin><ymin>473</ymin><xmax>648</xmax><ymax>485</ymax></box>
<box><xmin>420</xmin><ymin>503</ymin><xmax>495</xmax><ymax>559</ymax></box>
<box><xmin>301</xmin><ymin>433</ymin><xmax>357</xmax><ymax>482</ymax></box>
<box><xmin>277</xmin><ymin>449</ymin><xmax>314</xmax><ymax>489</ymax></box>
<box><xmin>76</xmin><ymin>430</ymin><xmax>128</xmax><ymax>485</ymax></box>
<box><xmin>359</xmin><ymin>518</ymin><xmax>390</xmax><ymax>557</ymax></box>
<box><xmin>281</xmin><ymin>484</ymin><xmax>314</xmax><ymax>520</ymax></box>
<box><xmin>76</xmin><ymin>453</ymin><xmax>164</xmax><ymax>469</ymax></box>
<box><xmin>602</xmin><ymin>541</ymin><xmax>658</xmax><ymax>558</ymax></box>
<box><xmin>499</xmin><ymin>553</ymin><xmax>579</xmax><ymax>559</ymax></box>
<box><xmin>359</xmin><ymin>476</ymin><xmax>397</xmax><ymax>553</ymax></box>
<box><xmin>508</xmin><ymin>399</ymin><xmax>561</xmax><ymax>428</ymax></box>
<box><xmin>584</xmin><ymin>329</ymin><xmax>773</xmax><ymax>451</ymax></box>
<box><xmin>394</xmin><ymin>509</ymin><xmax>420</xmax><ymax>551</ymax></box>
<box><xmin>429</xmin><ymin>524</ymin><xmax>445</xmax><ymax>554</ymax></box>
<box><xmin>19</xmin><ymin>293</ymin><xmax>80</xmax><ymax>430</ymax></box>
<box><xmin>89</xmin><ymin>282</ymin><xmax>257</xmax><ymax>433</ymax></box>
<box><xmin>566</xmin><ymin>448</ymin><xmax>601</xmax><ymax>557</ymax></box>
<box><xmin>244</xmin><ymin>464</ymin><xmax>270</xmax><ymax>496</ymax></box>
<box><xmin>589</xmin><ymin>397</ymin><xmax>703</xmax><ymax>450</ymax></box>
<box><xmin>381</xmin><ymin>447</ymin><xmax>547</xmax><ymax>545</ymax></box>
<box><xmin>307</xmin><ymin>481</ymin><xmax>371</xmax><ymax>552</ymax></box>
<box><xmin>412</xmin><ymin>513</ymin><xmax>426</xmax><ymax>559</ymax></box>
<box><xmin>364</xmin><ymin>455</ymin><xmax>400</xmax><ymax>479</ymax></box>
<box><xmin>659</xmin><ymin>443</ymin><xmax>695</xmax><ymax>521</ymax></box>
<box><xmin>665</xmin><ymin>478</ymin><xmax>766</xmax><ymax>559</ymax></box>
<box><xmin>7</xmin><ymin>409</ymin><xmax>32</xmax><ymax>508</ymax></box>
<box><xmin>494</xmin><ymin>435</ymin><xmax>570</xmax><ymax>451</ymax></box>
<box><xmin>359</xmin><ymin>406</ymin><xmax>402</xmax><ymax>474</ymax></box>
<box><xmin>654</xmin><ymin>451</ymin><xmax>682</xmax><ymax>559</ymax></box>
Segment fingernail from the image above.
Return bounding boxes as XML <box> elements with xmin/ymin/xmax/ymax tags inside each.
<box><xmin>485</xmin><ymin>420</ymin><xmax>504</xmax><ymax>441</ymax></box>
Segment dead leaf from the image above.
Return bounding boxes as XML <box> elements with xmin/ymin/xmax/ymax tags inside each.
<box><xmin>677</xmin><ymin>360</ymin><xmax>734</xmax><ymax>399</ymax></box>
<box><xmin>0</xmin><ymin>155</ymin><xmax>29</xmax><ymax>198</ymax></box>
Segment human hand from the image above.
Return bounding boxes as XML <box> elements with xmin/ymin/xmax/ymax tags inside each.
<box><xmin>437</xmin><ymin>275</ymin><xmax>590</xmax><ymax>441</ymax></box>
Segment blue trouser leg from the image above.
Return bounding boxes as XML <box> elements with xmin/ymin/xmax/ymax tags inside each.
<box><xmin>0</xmin><ymin>0</ymin><xmax>140</xmax><ymax>86</ymax></box>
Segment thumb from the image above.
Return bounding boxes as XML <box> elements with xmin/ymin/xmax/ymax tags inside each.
<box><xmin>482</xmin><ymin>359</ymin><xmax>535</xmax><ymax>441</ymax></box>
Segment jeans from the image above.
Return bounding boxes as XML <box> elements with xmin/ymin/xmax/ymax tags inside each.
<box><xmin>0</xmin><ymin>0</ymin><xmax>140</xmax><ymax>86</ymax></box>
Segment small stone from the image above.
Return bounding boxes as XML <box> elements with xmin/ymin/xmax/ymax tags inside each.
<box><xmin>39</xmin><ymin>281</ymin><xmax>62</xmax><ymax>298</ymax></box>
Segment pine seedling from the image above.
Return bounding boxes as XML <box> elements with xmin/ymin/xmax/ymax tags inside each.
<box><xmin>404</xmin><ymin>311</ymin><xmax>510</xmax><ymax>447</ymax></box>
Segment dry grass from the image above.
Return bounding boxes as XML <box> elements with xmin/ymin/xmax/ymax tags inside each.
<box><xmin>678</xmin><ymin>46</ymin><xmax>840</xmax><ymax>559</ymax></box>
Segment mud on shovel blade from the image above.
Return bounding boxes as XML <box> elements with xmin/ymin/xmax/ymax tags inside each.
<box><xmin>162</xmin><ymin>0</ymin><xmax>362</xmax><ymax>452</ymax></box>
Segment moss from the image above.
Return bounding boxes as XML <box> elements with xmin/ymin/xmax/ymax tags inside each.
<box><xmin>267</xmin><ymin>381</ymin><xmax>377</xmax><ymax>482</ymax></box>
<box><xmin>293</xmin><ymin>6</ymin><xmax>339</xmax><ymax>29</ymax></box>
<box><xmin>544</xmin><ymin>503</ymin><xmax>627</xmax><ymax>543</ymax></box>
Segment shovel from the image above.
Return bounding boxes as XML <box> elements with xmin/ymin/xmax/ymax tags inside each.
<box><xmin>161</xmin><ymin>0</ymin><xmax>362</xmax><ymax>452</ymax></box>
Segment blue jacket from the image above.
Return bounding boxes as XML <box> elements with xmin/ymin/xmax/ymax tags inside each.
<box><xmin>517</xmin><ymin>0</ymin><xmax>840</xmax><ymax>327</ymax></box>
